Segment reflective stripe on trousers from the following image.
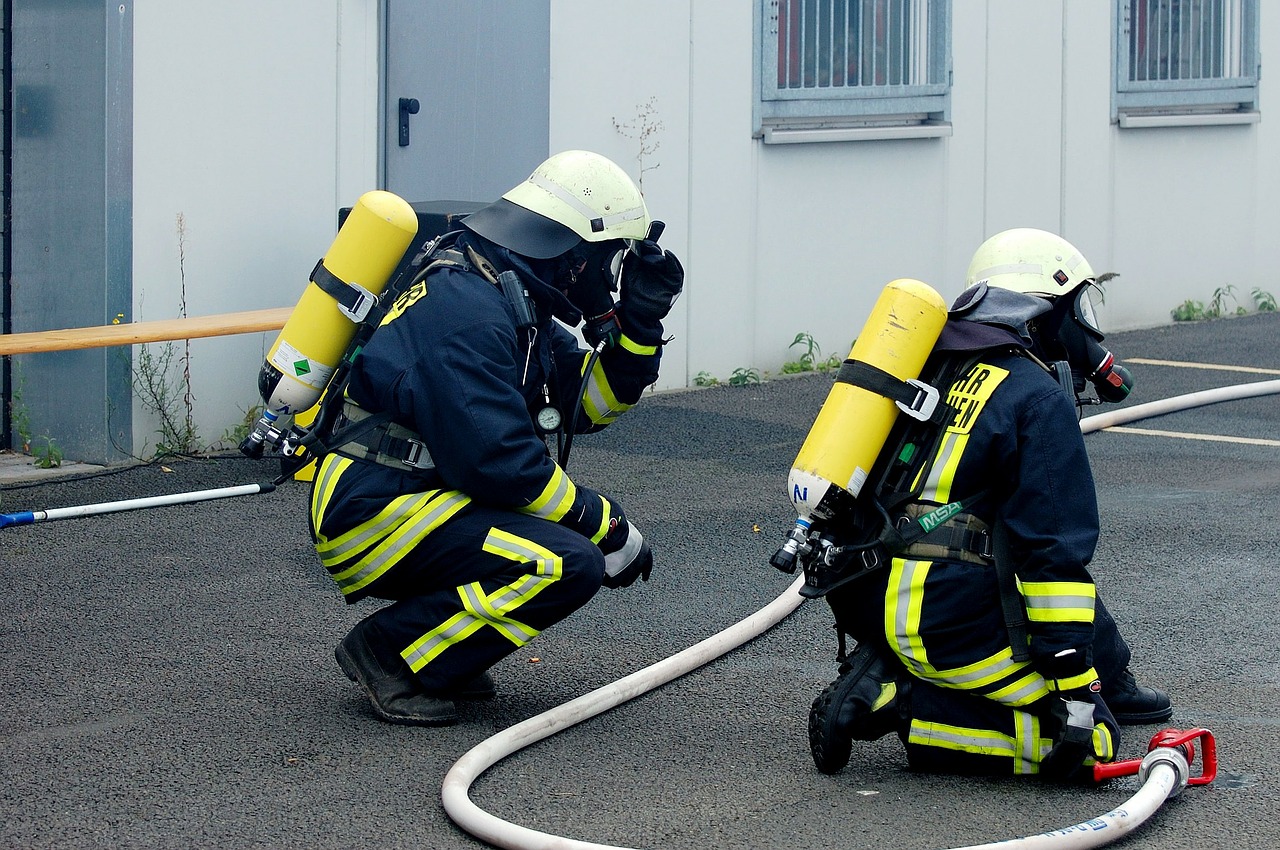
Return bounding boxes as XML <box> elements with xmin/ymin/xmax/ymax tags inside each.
<box><xmin>401</xmin><ymin>527</ymin><xmax>563</xmax><ymax>672</ymax></box>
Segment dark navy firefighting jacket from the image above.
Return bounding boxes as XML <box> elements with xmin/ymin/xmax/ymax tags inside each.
<box><xmin>309</xmin><ymin>233</ymin><xmax>662</xmax><ymax>599</ymax></box>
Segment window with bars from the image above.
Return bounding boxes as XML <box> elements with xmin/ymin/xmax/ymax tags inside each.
<box><xmin>755</xmin><ymin>0</ymin><xmax>951</xmax><ymax>142</ymax></box>
<box><xmin>1114</xmin><ymin>0</ymin><xmax>1260</xmax><ymax>125</ymax></box>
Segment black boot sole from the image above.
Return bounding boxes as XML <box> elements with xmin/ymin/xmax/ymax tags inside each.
<box><xmin>335</xmin><ymin>641</ymin><xmax>459</xmax><ymax>727</ymax></box>
<box><xmin>808</xmin><ymin>649</ymin><xmax>880</xmax><ymax>775</ymax></box>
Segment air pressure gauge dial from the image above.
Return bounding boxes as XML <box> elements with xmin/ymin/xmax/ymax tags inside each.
<box><xmin>536</xmin><ymin>405</ymin><xmax>563</xmax><ymax>433</ymax></box>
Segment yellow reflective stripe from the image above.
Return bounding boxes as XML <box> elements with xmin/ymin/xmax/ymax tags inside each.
<box><xmin>619</xmin><ymin>333</ymin><xmax>658</xmax><ymax>356</ymax></box>
<box><xmin>328</xmin><ymin>491</ymin><xmax>471</xmax><ymax>595</ymax></box>
<box><xmin>921</xmin><ymin>431</ymin><xmax>967</xmax><ymax>503</ymax></box>
<box><xmin>521</xmin><ymin>464</ymin><xmax>577</xmax><ymax>521</ymax></box>
<box><xmin>1021</xmin><ymin>580</ymin><xmax>1096</xmax><ymax>624</ymax></box>
<box><xmin>1093</xmin><ymin>721</ymin><xmax>1116</xmax><ymax>762</ymax></box>
<box><xmin>401</xmin><ymin>528</ymin><xmax>560</xmax><ymax>672</ymax></box>
<box><xmin>590</xmin><ymin>494</ymin><xmax>611</xmax><ymax>544</ymax></box>
<box><xmin>920</xmin><ymin>363</ymin><xmax>1011</xmax><ymax>502</ymax></box>
<box><xmin>886</xmin><ymin>557</ymin><xmax>1051</xmax><ymax>707</ymax></box>
<box><xmin>318</xmin><ymin>489</ymin><xmax>439</xmax><ymax>564</ymax></box>
<box><xmin>580</xmin><ymin>354</ymin><xmax>631</xmax><ymax>425</ymax></box>
<box><xmin>1047</xmin><ymin>667</ymin><xmax>1100</xmax><ymax>692</ymax></box>
<box><xmin>985</xmin><ymin>669</ymin><xmax>1051</xmax><ymax>707</ymax></box>
<box><xmin>886</xmin><ymin>558</ymin><xmax>930</xmax><ymax>667</ymax></box>
<box><xmin>907</xmin><ymin>719</ymin><xmax>1017</xmax><ymax>757</ymax></box>
<box><xmin>1014</xmin><ymin>710</ymin><xmax>1043</xmax><ymax>775</ymax></box>
<box><xmin>311</xmin><ymin>453</ymin><xmax>353</xmax><ymax>532</ymax></box>
<box><xmin>872</xmin><ymin>681</ymin><xmax>898</xmax><ymax>712</ymax></box>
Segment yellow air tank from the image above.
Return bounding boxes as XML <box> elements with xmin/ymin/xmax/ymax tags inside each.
<box><xmin>256</xmin><ymin>190</ymin><xmax>418</xmax><ymax>419</ymax></box>
<box><xmin>788</xmin><ymin>278</ymin><xmax>948</xmax><ymax>520</ymax></box>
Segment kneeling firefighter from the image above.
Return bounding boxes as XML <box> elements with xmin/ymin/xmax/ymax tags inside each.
<box><xmin>308</xmin><ymin>150</ymin><xmax>683</xmax><ymax>726</ymax></box>
<box><xmin>790</xmin><ymin>228</ymin><xmax>1171</xmax><ymax>781</ymax></box>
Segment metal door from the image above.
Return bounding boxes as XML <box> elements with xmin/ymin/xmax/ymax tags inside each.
<box><xmin>383</xmin><ymin>1</ymin><xmax>550</xmax><ymax>205</ymax></box>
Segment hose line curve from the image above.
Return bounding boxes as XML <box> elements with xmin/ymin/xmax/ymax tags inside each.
<box><xmin>442</xmin><ymin>378</ymin><xmax>1280</xmax><ymax>850</ymax></box>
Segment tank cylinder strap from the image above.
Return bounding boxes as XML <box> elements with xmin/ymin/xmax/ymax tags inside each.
<box><xmin>310</xmin><ymin>258</ymin><xmax>380</xmax><ymax>323</ymax></box>
<box><xmin>334</xmin><ymin>402</ymin><xmax>436</xmax><ymax>471</ymax></box>
<box><xmin>836</xmin><ymin>359</ymin><xmax>949</xmax><ymax>424</ymax></box>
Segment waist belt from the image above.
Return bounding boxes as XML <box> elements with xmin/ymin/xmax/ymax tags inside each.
<box><xmin>334</xmin><ymin>402</ymin><xmax>436</xmax><ymax>471</ymax></box>
<box><xmin>896</xmin><ymin>503</ymin><xmax>993</xmax><ymax>565</ymax></box>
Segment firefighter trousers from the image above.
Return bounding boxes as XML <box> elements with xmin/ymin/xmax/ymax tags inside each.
<box><xmin>350</xmin><ymin>505</ymin><xmax>605</xmax><ymax>692</ymax></box>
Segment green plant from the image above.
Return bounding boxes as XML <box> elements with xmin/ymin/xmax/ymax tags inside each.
<box><xmin>219</xmin><ymin>403</ymin><xmax>265</xmax><ymax>449</ymax></box>
<box><xmin>693</xmin><ymin>371</ymin><xmax>720</xmax><ymax>387</ymax></box>
<box><xmin>1171</xmin><ymin>299</ymin><xmax>1206</xmax><ymax>322</ymax></box>
<box><xmin>1252</xmin><ymin>287</ymin><xmax>1278</xmax><ymax>312</ymax></box>
<box><xmin>1207</xmin><ymin>284</ymin><xmax>1240</xmax><ymax>318</ymax></box>
<box><xmin>783</xmin><ymin>332</ymin><xmax>842</xmax><ymax>374</ymax></box>
<box><xmin>728</xmin><ymin>366</ymin><xmax>761</xmax><ymax>386</ymax></box>
<box><xmin>133</xmin><ymin>340</ymin><xmax>201</xmax><ymax>458</ymax></box>
<box><xmin>131</xmin><ymin>213</ymin><xmax>202</xmax><ymax>459</ymax></box>
<box><xmin>29</xmin><ymin>435</ymin><xmax>62</xmax><ymax>469</ymax></box>
<box><xmin>8</xmin><ymin>362</ymin><xmax>33</xmax><ymax>453</ymax></box>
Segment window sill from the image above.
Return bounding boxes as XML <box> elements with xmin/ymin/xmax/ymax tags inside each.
<box><xmin>761</xmin><ymin>122</ymin><xmax>953</xmax><ymax>144</ymax></box>
<box><xmin>1118</xmin><ymin>111</ymin><xmax>1260</xmax><ymax>129</ymax></box>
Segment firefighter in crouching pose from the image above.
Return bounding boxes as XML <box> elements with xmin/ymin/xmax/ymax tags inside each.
<box><xmin>807</xmin><ymin>228</ymin><xmax>1171</xmax><ymax>781</ymax></box>
<box><xmin>310</xmin><ymin>150</ymin><xmax>683</xmax><ymax>726</ymax></box>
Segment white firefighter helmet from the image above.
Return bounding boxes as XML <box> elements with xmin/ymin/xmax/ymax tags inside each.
<box><xmin>965</xmin><ymin>228</ymin><xmax>1096</xmax><ymax>298</ymax></box>
<box><xmin>463</xmin><ymin>150</ymin><xmax>651</xmax><ymax>259</ymax></box>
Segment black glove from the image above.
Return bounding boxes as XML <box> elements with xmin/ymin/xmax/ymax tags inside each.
<box><xmin>619</xmin><ymin>225</ymin><xmax>683</xmax><ymax>334</ymax></box>
<box><xmin>598</xmin><ymin>507</ymin><xmax>654</xmax><ymax>589</ymax></box>
<box><xmin>1036</xmin><ymin>682</ymin><xmax>1119</xmax><ymax>782</ymax></box>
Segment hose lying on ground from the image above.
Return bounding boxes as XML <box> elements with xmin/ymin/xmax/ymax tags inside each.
<box><xmin>442</xmin><ymin>378</ymin><xmax>1280</xmax><ymax>850</ymax></box>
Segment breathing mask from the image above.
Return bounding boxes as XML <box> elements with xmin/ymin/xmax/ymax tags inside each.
<box><xmin>556</xmin><ymin>239</ymin><xmax>627</xmax><ymax>345</ymax></box>
<box><xmin>1035</xmin><ymin>284</ymin><xmax>1134</xmax><ymax>403</ymax></box>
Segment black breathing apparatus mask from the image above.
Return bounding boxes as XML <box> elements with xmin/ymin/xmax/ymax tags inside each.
<box><xmin>1034</xmin><ymin>283</ymin><xmax>1134</xmax><ymax>404</ymax></box>
<box><xmin>555</xmin><ymin>238</ymin><xmax>628</xmax><ymax>347</ymax></box>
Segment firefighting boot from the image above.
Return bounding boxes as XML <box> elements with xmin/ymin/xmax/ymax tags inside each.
<box><xmin>808</xmin><ymin>643</ymin><xmax>909</xmax><ymax>774</ymax></box>
<box><xmin>335</xmin><ymin>617</ymin><xmax>459</xmax><ymax>727</ymax></box>
<box><xmin>1102</xmin><ymin>667</ymin><xmax>1173</xmax><ymax>725</ymax></box>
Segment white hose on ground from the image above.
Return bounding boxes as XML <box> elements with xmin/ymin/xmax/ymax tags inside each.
<box><xmin>442</xmin><ymin>378</ymin><xmax>1280</xmax><ymax>850</ymax></box>
<box><xmin>952</xmin><ymin>747</ymin><xmax>1193</xmax><ymax>850</ymax></box>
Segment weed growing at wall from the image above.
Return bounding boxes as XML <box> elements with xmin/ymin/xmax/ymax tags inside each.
<box><xmin>1172</xmin><ymin>284</ymin><xmax>1277</xmax><ymax>321</ymax></box>
<box><xmin>130</xmin><ymin>214</ymin><xmax>201</xmax><ymax>459</ymax></box>
<box><xmin>4</xmin><ymin>360</ymin><xmax>62</xmax><ymax>467</ymax></box>
<box><xmin>612</xmin><ymin>96</ymin><xmax>663</xmax><ymax>191</ymax></box>
<box><xmin>782</xmin><ymin>332</ymin><xmax>843</xmax><ymax>374</ymax></box>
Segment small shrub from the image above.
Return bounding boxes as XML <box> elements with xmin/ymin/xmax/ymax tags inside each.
<box><xmin>693</xmin><ymin>371</ymin><xmax>720</xmax><ymax>387</ymax></box>
<box><xmin>1171</xmin><ymin>299</ymin><xmax>1206</xmax><ymax>322</ymax></box>
<box><xmin>30</xmin><ymin>435</ymin><xmax>62</xmax><ymax>469</ymax></box>
<box><xmin>728</xmin><ymin>367</ymin><xmax>761</xmax><ymax>386</ymax></box>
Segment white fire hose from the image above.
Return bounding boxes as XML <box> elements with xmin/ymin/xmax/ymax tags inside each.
<box><xmin>442</xmin><ymin>379</ymin><xmax>1279</xmax><ymax>850</ymax></box>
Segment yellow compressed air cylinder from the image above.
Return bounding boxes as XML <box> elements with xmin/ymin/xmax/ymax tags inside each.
<box><xmin>788</xmin><ymin>278</ymin><xmax>948</xmax><ymax>520</ymax></box>
<box><xmin>257</xmin><ymin>190</ymin><xmax>418</xmax><ymax>418</ymax></box>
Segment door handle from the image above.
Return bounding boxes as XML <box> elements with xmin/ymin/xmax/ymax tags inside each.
<box><xmin>398</xmin><ymin>97</ymin><xmax>420</xmax><ymax>147</ymax></box>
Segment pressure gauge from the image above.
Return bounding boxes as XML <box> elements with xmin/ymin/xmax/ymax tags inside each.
<box><xmin>536</xmin><ymin>405</ymin><xmax>562</xmax><ymax>434</ymax></box>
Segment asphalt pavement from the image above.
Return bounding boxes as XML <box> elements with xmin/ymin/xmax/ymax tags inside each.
<box><xmin>2</xmin><ymin>312</ymin><xmax>1278</xmax><ymax>850</ymax></box>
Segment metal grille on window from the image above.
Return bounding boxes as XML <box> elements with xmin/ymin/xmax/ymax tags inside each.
<box><xmin>1126</xmin><ymin>0</ymin><xmax>1244</xmax><ymax>83</ymax></box>
<box><xmin>775</xmin><ymin>0</ymin><xmax>931</xmax><ymax>92</ymax></box>
<box><xmin>1114</xmin><ymin>0</ymin><xmax>1258</xmax><ymax>122</ymax></box>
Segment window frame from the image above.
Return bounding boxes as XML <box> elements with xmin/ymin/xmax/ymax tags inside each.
<box><xmin>1112</xmin><ymin>0</ymin><xmax>1261</xmax><ymax>127</ymax></box>
<box><xmin>754</xmin><ymin>0</ymin><xmax>953</xmax><ymax>143</ymax></box>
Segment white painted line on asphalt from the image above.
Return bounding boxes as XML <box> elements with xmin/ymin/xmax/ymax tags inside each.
<box><xmin>1104</xmin><ymin>425</ymin><xmax>1280</xmax><ymax>447</ymax></box>
<box><xmin>1125</xmin><ymin>357</ymin><xmax>1280</xmax><ymax>375</ymax></box>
